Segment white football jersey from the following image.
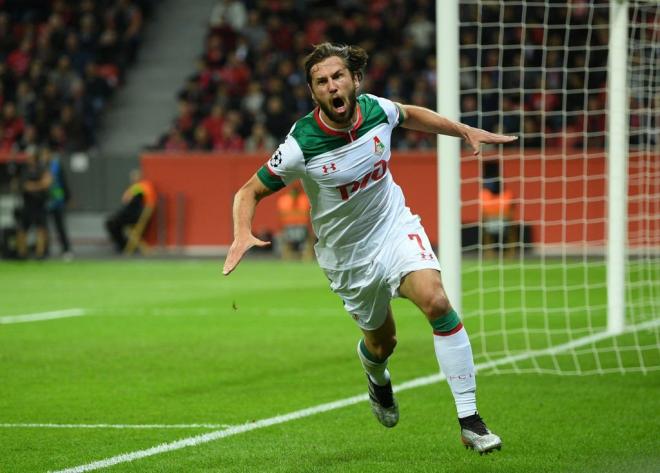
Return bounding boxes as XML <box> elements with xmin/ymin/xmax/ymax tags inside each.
<box><xmin>257</xmin><ymin>94</ymin><xmax>414</xmax><ymax>270</ymax></box>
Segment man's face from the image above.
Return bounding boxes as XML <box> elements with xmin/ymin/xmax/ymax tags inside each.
<box><xmin>309</xmin><ymin>56</ymin><xmax>359</xmax><ymax>127</ymax></box>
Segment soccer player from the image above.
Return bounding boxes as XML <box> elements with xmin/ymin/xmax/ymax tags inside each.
<box><xmin>223</xmin><ymin>43</ymin><xmax>516</xmax><ymax>454</ymax></box>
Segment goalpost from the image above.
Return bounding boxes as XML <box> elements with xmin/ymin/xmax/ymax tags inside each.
<box><xmin>438</xmin><ymin>0</ymin><xmax>660</xmax><ymax>374</ymax></box>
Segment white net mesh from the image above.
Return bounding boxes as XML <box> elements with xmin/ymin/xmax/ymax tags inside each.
<box><xmin>458</xmin><ymin>0</ymin><xmax>660</xmax><ymax>374</ymax></box>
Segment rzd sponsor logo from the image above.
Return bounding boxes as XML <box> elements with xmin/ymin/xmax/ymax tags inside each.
<box><xmin>336</xmin><ymin>160</ymin><xmax>387</xmax><ymax>200</ymax></box>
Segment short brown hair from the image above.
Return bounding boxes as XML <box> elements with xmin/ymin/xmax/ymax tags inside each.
<box><xmin>304</xmin><ymin>43</ymin><xmax>369</xmax><ymax>85</ymax></box>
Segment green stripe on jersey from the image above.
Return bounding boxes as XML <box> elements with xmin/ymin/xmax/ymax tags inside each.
<box><xmin>394</xmin><ymin>102</ymin><xmax>405</xmax><ymax>126</ymax></box>
<box><xmin>355</xmin><ymin>94</ymin><xmax>390</xmax><ymax>139</ymax></box>
<box><xmin>291</xmin><ymin>95</ymin><xmax>391</xmax><ymax>163</ymax></box>
<box><xmin>257</xmin><ymin>165</ymin><xmax>286</xmax><ymax>191</ymax></box>
<box><xmin>290</xmin><ymin>113</ymin><xmax>348</xmax><ymax>162</ymax></box>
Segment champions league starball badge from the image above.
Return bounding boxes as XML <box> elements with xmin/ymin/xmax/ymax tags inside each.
<box><xmin>270</xmin><ymin>148</ymin><xmax>283</xmax><ymax>167</ymax></box>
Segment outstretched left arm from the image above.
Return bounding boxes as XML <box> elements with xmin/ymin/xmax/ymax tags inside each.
<box><xmin>398</xmin><ymin>104</ymin><xmax>517</xmax><ymax>155</ymax></box>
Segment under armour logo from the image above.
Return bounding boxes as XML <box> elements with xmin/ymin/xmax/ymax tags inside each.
<box><xmin>420</xmin><ymin>252</ymin><xmax>434</xmax><ymax>261</ymax></box>
<box><xmin>322</xmin><ymin>163</ymin><xmax>337</xmax><ymax>174</ymax></box>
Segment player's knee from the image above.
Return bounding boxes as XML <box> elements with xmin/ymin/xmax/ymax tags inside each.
<box><xmin>422</xmin><ymin>292</ymin><xmax>452</xmax><ymax>320</ymax></box>
<box><xmin>372</xmin><ymin>335</ymin><xmax>397</xmax><ymax>360</ymax></box>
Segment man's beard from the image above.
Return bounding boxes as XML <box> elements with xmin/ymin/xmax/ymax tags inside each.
<box><xmin>318</xmin><ymin>88</ymin><xmax>358</xmax><ymax>127</ymax></box>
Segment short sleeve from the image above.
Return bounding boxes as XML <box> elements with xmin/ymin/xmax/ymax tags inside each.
<box><xmin>256</xmin><ymin>134</ymin><xmax>305</xmax><ymax>191</ymax></box>
<box><xmin>369</xmin><ymin>94</ymin><xmax>405</xmax><ymax>128</ymax></box>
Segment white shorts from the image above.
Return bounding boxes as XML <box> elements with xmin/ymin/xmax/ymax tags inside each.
<box><xmin>321</xmin><ymin>215</ymin><xmax>441</xmax><ymax>331</ymax></box>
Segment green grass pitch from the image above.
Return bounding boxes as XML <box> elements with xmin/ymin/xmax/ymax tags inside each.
<box><xmin>0</xmin><ymin>259</ymin><xmax>658</xmax><ymax>472</ymax></box>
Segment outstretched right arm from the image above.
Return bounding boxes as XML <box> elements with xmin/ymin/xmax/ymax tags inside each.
<box><xmin>222</xmin><ymin>174</ymin><xmax>275</xmax><ymax>275</ymax></box>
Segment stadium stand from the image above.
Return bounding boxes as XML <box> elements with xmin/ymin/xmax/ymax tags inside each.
<box><xmin>0</xmin><ymin>0</ymin><xmax>157</xmax><ymax>154</ymax></box>
<box><xmin>156</xmin><ymin>1</ymin><xmax>610</xmax><ymax>152</ymax></box>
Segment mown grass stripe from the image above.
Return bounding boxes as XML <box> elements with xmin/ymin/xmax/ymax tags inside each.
<box><xmin>49</xmin><ymin>318</ymin><xmax>660</xmax><ymax>473</ymax></box>
<box><xmin>0</xmin><ymin>423</ymin><xmax>231</xmax><ymax>430</ymax></box>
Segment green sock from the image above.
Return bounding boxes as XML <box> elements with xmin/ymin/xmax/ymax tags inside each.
<box><xmin>430</xmin><ymin>309</ymin><xmax>462</xmax><ymax>335</ymax></box>
<box><xmin>357</xmin><ymin>339</ymin><xmax>390</xmax><ymax>386</ymax></box>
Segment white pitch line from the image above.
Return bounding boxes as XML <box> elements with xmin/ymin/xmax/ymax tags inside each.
<box><xmin>0</xmin><ymin>423</ymin><xmax>231</xmax><ymax>430</ymax></box>
<box><xmin>50</xmin><ymin>318</ymin><xmax>660</xmax><ymax>473</ymax></box>
<box><xmin>0</xmin><ymin>309</ymin><xmax>86</xmax><ymax>325</ymax></box>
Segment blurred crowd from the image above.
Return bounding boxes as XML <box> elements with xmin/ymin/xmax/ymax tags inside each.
<box><xmin>1</xmin><ymin>0</ymin><xmax>651</xmax><ymax>156</ymax></box>
<box><xmin>0</xmin><ymin>0</ymin><xmax>156</xmax><ymax>155</ymax></box>
<box><xmin>155</xmin><ymin>0</ymin><xmax>621</xmax><ymax>153</ymax></box>
<box><xmin>459</xmin><ymin>2</ymin><xmax>610</xmax><ymax>150</ymax></box>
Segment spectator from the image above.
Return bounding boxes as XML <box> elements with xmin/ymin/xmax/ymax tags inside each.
<box><xmin>97</xmin><ymin>12</ymin><xmax>122</xmax><ymax>67</ymax></box>
<box><xmin>209</xmin><ymin>0</ymin><xmax>247</xmax><ymax>31</ymax></box>
<box><xmin>522</xmin><ymin>116</ymin><xmax>542</xmax><ymax>148</ymax></box>
<box><xmin>48</xmin><ymin>122</ymin><xmax>67</xmax><ymax>152</ymax></box>
<box><xmin>264</xmin><ymin>96</ymin><xmax>290</xmax><ymax>142</ymax></box>
<box><xmin>191</xmin><ymin>124</ymin><xmax>214</xmax><ymax>151</ymax></box>
<box><xmin>480</xmin><ymin>161</ymin><xmax>517</xmax><ymax>259</ymax></box>
<box><xmin>15</xmin><ymin>81</ymin><xmax>37</xmax><ymax>121</ymax></box>
<box><xmin>201</xmin><ymin>103</ymin><xmax>226</xmax><ymax>143</ymax></box>
<box><xmin>245</xmin><ymin>122</ymin><xmax>276</xmax><ymax>153</ymax></box>
<box><xmin>64</xmin><ymin>31</ymin><xmax>92</xmax><ymax>75</ymax></box>
<box><xmin>27</xmin><ymin>60</ymin><xmax>48</xmax><ymax>95</ymax></box>
<box><xmin>7</xmin><ymin>38</ymin><xmax>32</xmax><ymax>77</ymax></box>
<box><xmin>105</xmin><ymin>169</ymin><xmax>156</xmax><ymax>253</ymax></box>
<box><xmin>404</xmin><ymin>12</ymin><xmax>434</xmax><ymax>53</ymax></box>
<box><xmin>0</xmin><ymin>125</ymin><xmax>11</xmax><ymax>151</ymax></box>
<box><xmin>1</xmin><ymin>102</ymin><xmax>25</xmax><ymax>150</ymax></box>
<box><xmin>84</xmin><ymin>62</ymin><xmax>113</xmax><ymax>115</ymax></box>
<box><xmin>241</xmin><ymin>81</ymin><xmax>265</xmax><ymax>121</ymax></box>
<box><xmin>461</xmin><ymin>94</ymin><xmax>479</xmax><ymax>129</ymax></box>
<box><xmin>12</xmin><ymin>124</ymin><xmax>39</xmax><ymax>152</ymax></box>
<box><xmin>213</xmin><ymin>121</ymin><xmax>243</xmax><ymax>151</ymax></box>
<box><xmin>241</xmin><ymin>10</ymin><xmax>268</xmax><ymax>51</ymax></box>
<box><xmin>174</xmin><ymin>99</ymin><xmax>197</xmax><ymax>142</ymax></box>
<box><xmin>276</xmin><ymin>182</ymin><xmax>313</xmax><ymax>261</ymax></box>
<box><xmin>0</xmin><ymin>13</ymin><xmax>15</xmax><ymax>57</ymax></box>
<box><xmin>78</xmin><ymin>13</ymin><xmax>100</xmax><ymax>57</ymax></box>
<box><xmin>42</xmin><ymin>146</ymin><xmax>73</xmax><ymax>260</ymax></box>
<box><xmin>501</xmin><ymin>96</ymin><xmax>522</xmax><ymax>135</ymax></box>
<box><xmin>16</xmin><ymin>147</ymin><xmax>52</xmax><ymax>259</ymax></box>
<box><xmin>218</xmin><ymin>52</ymin><xmax>250</xmax><ymax>96</ymax></box>
<box><xmin>159</xmin><ymin>126</ymin><xmax>189</xmax><ymax>151</ymax></box>
<box><xmin>59</xmin><ymin>102</ymin><xmax>88</xmax><ymax>152</ymax></box>
<box><xmin>114</xmin><ymin>0</ymin><xmax>143</xmax><ymax>65</ymax></box>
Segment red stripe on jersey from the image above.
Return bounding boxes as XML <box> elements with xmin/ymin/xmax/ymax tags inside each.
<box><xmin>433</xmin><ymin>322</ymin><xmax>464</xmax><ymax>337</ymax></box>
<box><xmin>314</xmin><ymin>104</ymin><xmax>363</xmax><ymax>141</ymax></box>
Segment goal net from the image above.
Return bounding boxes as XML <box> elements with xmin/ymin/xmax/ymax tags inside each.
<box><xmin>456</xmin><ymin>0</ymin><xmax>659</xmax><ymax>374</ymax></box>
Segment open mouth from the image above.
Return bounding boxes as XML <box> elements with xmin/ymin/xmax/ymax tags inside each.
<box><xmin>332</xmin><ymin>96</ymin><xmax>346</xmax><ymax>114</ymax></box>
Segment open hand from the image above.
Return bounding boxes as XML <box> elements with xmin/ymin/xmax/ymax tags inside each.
<box><xmin>464</xmin><ymin>128</ymin><xmax>518</xmax><ymax>156</ymax></box>
<box><xmin>222</xmin><ymin>234</ymin><xmax>271</xmax><ymax>275</ymax></box>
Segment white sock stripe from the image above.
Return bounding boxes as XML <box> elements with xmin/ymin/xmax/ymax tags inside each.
<box><xmin>49</xmin><ymin>320</ymin><xmax>660</xmax><ymax>473</ymax></box>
